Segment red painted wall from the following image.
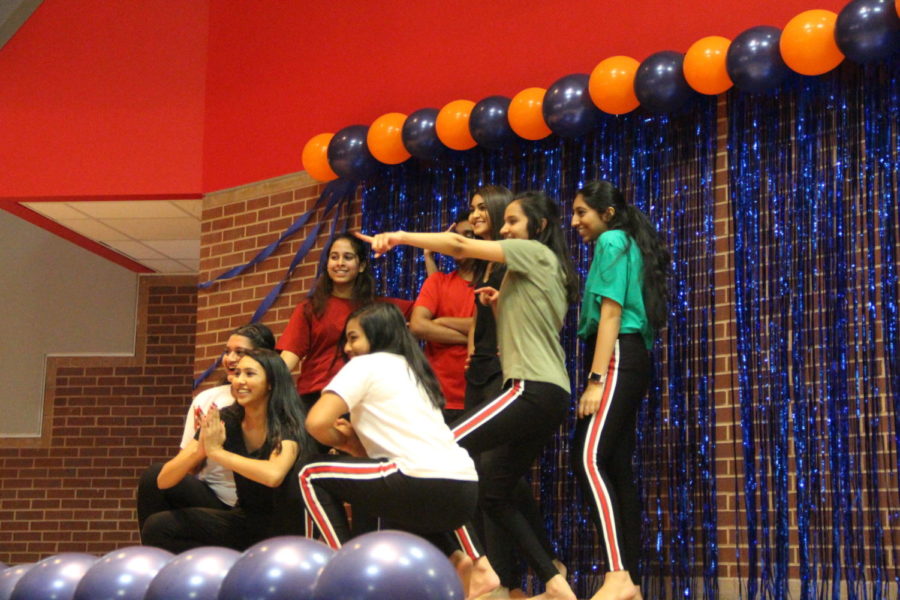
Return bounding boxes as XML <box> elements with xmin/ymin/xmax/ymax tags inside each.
<box><xmin>0</xmin><ymin>0</ymin><xmax>208</xmax><ymax>199</ymax></box>
<box><xmin>0</xmin><ymin>0</ymin><xmax>849</xmax><ymax>198</ymax></box>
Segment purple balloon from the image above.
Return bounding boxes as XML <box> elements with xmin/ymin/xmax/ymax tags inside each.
<box><xmin>327</xmin><ymin>124</ymin><xmax>378</xmax><ymax>181</ymax></box>
<box><xmin>219</xmin><ymin>536</ymin><xmax>334</xmax><ymax>600</ymax></box>
<box><xmin>73</xmin><ymin>546</ymin><xmax>172</xmax><ymax>600</ymax></box>
<box><xmin>0</xmin><ymin>564</ymin><xmax>34</xmax><ymax>600</ymax></box>
<box><xmin>634</xmin><ymin>51</ymin><xmax>695</xmax><ymax>113</ymax></box>
<box><xmin>543</xmin><ymin>73</ymin><xmax>602</xmax><ymax>137</ymax></box>
<box><xmin>469</xmin><ymin>95</ymin><xmax>516</xmax><ymax>149</ymax></box>
<box><xmin>726</xmin><ymin>26</ymin><xmax>791</xmax><ymax>93</ymax></box>
<box><xmin>402</xmin><ymin>108</ymin><xmax>450</xmax><ymax>161</ymax></box>
<box><xmin>836</xmin><ymin>0</ymin><xmax>900</xmax><ymax>63</ymax></box>
<box><xmin>144</xmin><ymin>546</ymin><xmax>240</xmax><ymax>600</ymax></box>
<box><xmin>10</xmin><ymin>553</ymin><xmax>96</xmax><ymax>600</ymax></box>
<box><xmin>312</xmin><ymin>530</ymin><xmax>463</xmax><ymax>600</ymax></box>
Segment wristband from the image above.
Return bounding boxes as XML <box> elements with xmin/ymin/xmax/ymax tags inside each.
<box><xmin>587</xmin><ymin>371</ymin><xmax>606</xmax><ymax>384</ymax></box>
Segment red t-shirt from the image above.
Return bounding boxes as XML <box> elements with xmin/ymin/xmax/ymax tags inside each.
<box><xmin>277</xmin><ymin>296</ymin><xmax>413</xmax><ymax>395</ymax></box>
<box><xmin>413</xmin><ymin>271</ymin><xmax>475</xmax><ymax>410</ymax></box>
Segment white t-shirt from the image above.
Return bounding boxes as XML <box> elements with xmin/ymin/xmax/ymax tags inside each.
<box><xmin>324</xmin><ymin>353</ymin><xmax>477</xmax><ymax>481</ymax></box>
<box><xmin>180</xmin><ymin>384</ymin><xmax>237</xmax><ymax>507</ymax></box>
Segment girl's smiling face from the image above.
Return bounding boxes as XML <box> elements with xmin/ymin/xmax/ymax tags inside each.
<box><xmin>231</xmin><ymin>355</ymin><xmax>270</xmax><ymax>407</ymax></box>
<box><xmin>571</xmin><ymin>194</ymin><xmax>612</xmax><ymax>242</ymax></box>
<box><xmin>327</xmin><ymin>238</ymin><xmax>363</xmax><ymax>286</ymax></box>
<box><xmin>499</xmin><ymin>201</ymin><xmax>530</xmax><ymax>240</ymax></box>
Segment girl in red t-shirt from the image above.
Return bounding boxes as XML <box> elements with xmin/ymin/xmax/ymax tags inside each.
<box><xmin>277</xmin><ymin>233</ymin><xmax>412</xmax><ymax>426</ymax></box>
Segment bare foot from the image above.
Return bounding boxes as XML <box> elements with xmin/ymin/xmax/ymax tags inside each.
<box><xmin>450</xmin><ymin>551</ymin><xmax>473</xmax><ymax>596</ymax></box>
<box><xmin>588</xmin><ymin>570</ymin><xmax>639</xmax><ymax>600</ymax></box>
<box><xmin>529</xmin><ymin>574</ymin><xmax>576</xmax><ymax>600</ymax></box>
<box><xmin>466</xmin><ymin>556</ymin><xmax>502</xmax><ymax>600</ymax></box>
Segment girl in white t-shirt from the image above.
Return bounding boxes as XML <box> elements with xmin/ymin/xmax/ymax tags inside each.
<box><xmin>300</xmin><ymin>302</ymin><xmax>500</xmax><ymax>597</ymax></box>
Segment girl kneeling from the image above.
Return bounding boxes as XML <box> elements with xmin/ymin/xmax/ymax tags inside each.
<box><xmin>300</xmin><ymin>303</ymin><xmax>494</xmax><ymax>594</ymax></box>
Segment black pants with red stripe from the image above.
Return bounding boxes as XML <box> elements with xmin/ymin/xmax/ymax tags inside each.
<box><xmin>298</xmin><ymin>456</ymin><xmax>479</xmax><ymax>556</ymax></box>
<box><xmin>451</xmin><ymin>379</ymin><xmax>569</xmax><ymax>583</ymax></box>
<box><xmin>573</xmin><ymin>333</ymin><xmax>650</xmax><ymax>581</ymax></box>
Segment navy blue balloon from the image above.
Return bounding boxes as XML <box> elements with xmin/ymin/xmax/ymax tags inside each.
<box><xmin>836</xmin><ymin>0</ymin><xmax>900</xmax><ymax>63</ymax></box>
<box><xmin>634</xmin><ymin>51</ymin><xmax>695</xmax><ymax>113</ymax></box>
<box><xmin>402</xmin><ymin>108</ymin><xmax>450</xmax><ymax>161</ymax></box>
<box><xmin>219</xmin><ymin>536</ymin><xmax>334</xmax><ymax>600</ymax></box>
<box><xmin>312</xmin><ymin>530</ymin><xmax>463</xmax><ymax>600</ymax></box>
<box><xmin>73</xmin><ymin>546</ymin><xmax>172</xmax><ymax>600</ymax></box>
<box><xmin>726</xmin><ymin>26</ymin><xmax>791</xmax><ymax>93</ymax></box>
<box><xmin>144</xmin><ymin>546</ymin><xmax>240</xmax><ymax>600</ymax></box>
<box><xmin>469</xmin><ymin>96</ymin><xmax>516</xmax><ymax>149</ymax></box>
<box><xmin>0</xmin><ymin>564</ymin><xmax>33</xmax><ymax>600</ymax></box>
<box><xmin>542</xmin><ymin>73</ymin><xmax>602</xmax><ymax>137</ymax></box>
<box><xmin>327</xmin><ymin>124</ymin><xmax>378</xmax><ymax>181</ymax></box>
<box><xmin>10</xmin><ymin>553</ymin><xmax>95</xmax><ymax>600</ymax></box>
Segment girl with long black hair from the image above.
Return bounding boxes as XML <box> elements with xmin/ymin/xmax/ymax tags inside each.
<box><xmin>141</xmin><ymin>349</ymin><xmax>312</xmax><ymax>553</ymax></box>
<box><xmin>570</xmin><ymin>180</ymin><xmax>671</xmax><ymax>600</ymax></box>
<box><xmin>299</xmin><ymin>302</ymin><xmax>495</xmax><ymax>595</ymax></box>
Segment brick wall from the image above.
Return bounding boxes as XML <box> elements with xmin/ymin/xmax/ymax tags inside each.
<box><xmin>0</xmin><ymin>275</ymin><xmax>197</xmax><ymax>564</ymax></box>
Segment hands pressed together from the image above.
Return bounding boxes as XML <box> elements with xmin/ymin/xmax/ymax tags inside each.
<box><xmin>200</xmin><ymin>404</ymin><xmax>226</xmax><ymax>456</ymax></box>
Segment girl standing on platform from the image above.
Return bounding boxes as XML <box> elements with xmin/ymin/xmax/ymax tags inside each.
<box><xmin>360</xmin><ymin>190</ymin><xmax>580</xmax><ymax>600</ymax></box>
<box><xmin>278</xmin><ymin>233</ymin><xmax>412</xmax><ymax>419</ymax></box>
<box><xmin>298</xmin><ymin>302</ymin><xmax>499</xmax><ymax>597</ymax></box>
<box><xmin>142</xmin><ymin>349</ymin><xmax>312</xmax><ymax>553</ymax></box>
<box><xmin>570</xmin><ymin>181</ymin><xmax>670</xmax><ymax>600</ymax></box>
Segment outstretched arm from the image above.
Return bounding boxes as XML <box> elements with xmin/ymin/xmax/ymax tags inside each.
<box><xmin>356</xmin><ymin>231</ymin><xmax>506</xmax><ymax>264</ymax></box>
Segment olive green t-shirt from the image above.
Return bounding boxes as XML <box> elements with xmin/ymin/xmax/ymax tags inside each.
<box><xmin>577</xmin><ymin>229</ymin><xmax>654</xmax><ymax>350</ymax></box>
<box><xmin>496</xmin><ymin>239</ymin><xmax>570</xmax><ymax>393</ymax></box>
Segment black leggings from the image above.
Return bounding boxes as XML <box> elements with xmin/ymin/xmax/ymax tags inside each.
<box><xmin>298</xmin><ymin>456</ymin><xmax>479</xmax><ymax>557</ymax></box>
<box><xmin>573</xmin><ymin>333</ymin><xmax>649</xmax><ymax>579</ymax></box>
<box><xmin>451</xmin><ymin>379</ymin><xmax>569</xmax><ymax>583</ymax></box>
<box><xmin>136</xmin><ymin>462</ymin><xmax>229</xmax><ymax>535</ymax></box>
<box><xmin>141</xmin><ymin>504</ymin><xmax>312</xmax><ymax>554</ymax></box>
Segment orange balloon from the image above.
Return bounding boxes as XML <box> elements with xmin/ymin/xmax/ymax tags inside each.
<box><xmin>301</xmin><ymin>133</ymin><xmax>338</xmax><ymax>182</ymax></box>
<box><xmin>508</xmin><ymin>87</ymin><xmax>552</xmax><ymax>140</ymax></box>
<box><xmin>436</xmin><ymin>100</ymin><xmax>477</xmax><ymax>150</ymax></box>
<box><xmin>780</xmin><ymin>9</ymin><xmax>844</xmax><ymax>75</ymax></box>
<box><xmin>588</xmin><ymin>56</ymin><xmax>640</xmax><ymax>115</ymax></box>
<box><xmin>367</xmin><ymin>112</ymin><xmax>410</xmax><ymax>165</ymax></box>
<box><xmin>683</xmin><ymin>36</ymin><xmax>733</xmax><ymax>95</ymax></box>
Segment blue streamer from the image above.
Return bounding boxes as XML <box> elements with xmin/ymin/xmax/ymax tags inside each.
<box><xmin>198</xmin><ymin>178</ymin><xmax>357</xmax><ymax>289</ymax></box>
<box><xmin>729</xmin><ymin>59</ymin><xmax>900</xmax><ymax>600</ymax></box>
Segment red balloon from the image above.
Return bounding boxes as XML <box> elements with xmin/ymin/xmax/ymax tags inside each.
<box><xmin>367</xmin><ymin>113</ymin><xmax>411</xmax><ymax>164</ymax></box>
<box><xmin>780</xmin><ymin>9</ymin><xmax>845</xmax><ymax>75</ymax></box>
<box><xmin>683</xmin><ymin>36</ymin><xmax>733</xmax><ymax>95</ymax></box>
<box><xmin>301</xmin><ymin>133</ymin><xmax>338</xmax><ymax>182</ymax></box>
<box><xmin>436</xmin><ymin>100</ymin><xmax>477</xmax><ymax>150</ymax></box>
<box><xmin>508</xmin><ymin>88</ymin><xmax>552</xmax><ymax>140</ymax></box>
<box><xmin>588</xmin><ymin>56</ymin><xmax>640</xmax><ymax>115</ymax></box>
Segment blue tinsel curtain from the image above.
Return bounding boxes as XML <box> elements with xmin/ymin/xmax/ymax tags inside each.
<box><xmin>359</xmin><ymin>96</ymin><xmax>720</xmax><ymax>598</ymax></box>
<box><xmin>728</xmin><ymin>59</ymin><xmax>900</xmax><ymax>600</ymax></box>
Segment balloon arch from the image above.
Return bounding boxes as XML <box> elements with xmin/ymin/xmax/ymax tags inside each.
<box><xmin>301</xmin><ymin>0</ymin><xmax>899</xmax><ymax>182</ymax></box>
